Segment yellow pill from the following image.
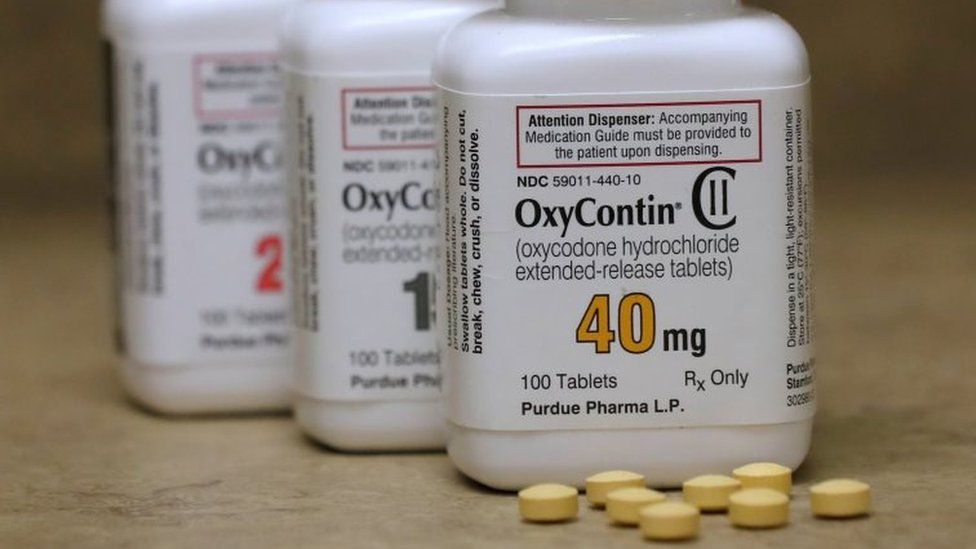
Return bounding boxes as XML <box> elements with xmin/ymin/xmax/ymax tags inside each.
<box><xmin>518</xmin><ymin>484</ymin><xmax>579</xmax><ymax>523</ymax></box>
<box><xmin>585</xmin><ymin>471</ymin><xmax>645</xmax><ymax>507</ymax></box>
<box><xmin>639</xmin><ymin>502</ymin><xmax>701</xmax><ymax>541</ymax></box>
<box><xmin>732</xmin><ymin>462</ymin><xmax>792</xmax><ymax>494</ymax></box>
<box><xmin>729</xmin><ymin>488</ymin><xmax>790</xmax><ymax>529</ymax></box>
<box><xmin>683</xmin><ymin>474</ymin><xmax>742</xmax><ymax>512</ymax></box>
<box><xmin>605</xmin><ymin>487</ymin><xmax>667</xmax><ymax>526</ymax></box>
<box><xmin>810</xmin><ymin>479</ymin><xmax>871</xmax><ymax>518</ymax></box>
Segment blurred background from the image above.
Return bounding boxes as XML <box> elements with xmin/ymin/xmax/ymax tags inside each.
<box><xmin>1</xmin><ymin>0</ymin><xmax>974</xmax><ymax>209</ymax></box>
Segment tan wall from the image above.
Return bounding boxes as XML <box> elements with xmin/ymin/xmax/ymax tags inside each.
<box><xmin>1</xmin><ymin>1</ymin><xmax>973</xmax><ymax>204</ymax></box>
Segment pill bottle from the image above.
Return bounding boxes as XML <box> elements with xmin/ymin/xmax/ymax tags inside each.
<box><xmin>435</xmin><ymin>0</ymin><xmax>815</xmax><ymax>489</ymax></box>
<box><xmin>281</xmin><ymin>0</ymin><xmax>499</xmax><ymax>451</ymax></box>
<box><xmin>104</xmin><ymin>0</ymin><xmax>298</xmax><ymax>414</ymax></box>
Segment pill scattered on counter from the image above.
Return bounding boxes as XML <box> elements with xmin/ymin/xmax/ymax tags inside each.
<box><xmin>639</xmin><ymin>502</ymin><xmax>701</xmax><ymax>541</ymax></box>
<box><xmin>515</xmin><ymin>466</ymin><xmax>874</xmax><ymax>539</ymax></box>
<box><xmin>810</xmin><ymin>479</ymin><xmax>871</xmax><ymax>518</ymax></box>
<box><xmin>605</xmin><ymin>487</ymin><xmax>667</xmax><ymax>526</ymax></box>
<box><xmin>683</xmin><ymin>474</ymin><xmax>742</xmax><ymax>512</ymax></box>
<box><xmin>732</xmin><ymin>462</ymin><xmax>792</xmax><ymax>494</ymax></box>
<box><xmin>519</xmin><ymin>484</ymin><xmax>579</xmax><ymax>523</ymax></box>
<box><xmin>585</xmin><ymin>471</ymin><xmax>646</xmax><ymax>507</ymax></box>
<box><xmin>729</xmin><ymin>488</ymin><xmax>790</xmax><ymax>529</ymax></box>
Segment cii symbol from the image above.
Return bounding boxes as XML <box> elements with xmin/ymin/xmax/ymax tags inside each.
<box><xmin>692</xmin><ymin>166</ymin><xmax>737</xmax><ymax>230</ymax></box>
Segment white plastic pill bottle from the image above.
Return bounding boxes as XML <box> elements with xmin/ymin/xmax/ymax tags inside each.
<box><xmin>435</xmin><ymin>0</ymin><xmax>815</xmax><ymax>489</ymax></box>
<box><xmin>104</xmin><ymin>0</ymin><xmax>298</xmax><ymax>414</ymax></box>
<box><xmin>281</xmin><ymin>0</ymin><xmax>499</xmax><ymax>451</ymax></box>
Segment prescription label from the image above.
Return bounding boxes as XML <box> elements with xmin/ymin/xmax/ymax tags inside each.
<box><xmin>287</xmin><ymin>72</ymin><xmax>441</xmax><ymax>401</ymax></box>
<box><xmin>439</xmin><ymin>84</ymin><xmax>815</xmax><ymax>430</ymax></box>
<box><xmin>111</xmin><ymin>47</ymin><xmax>290</xmax><ymax>366</ymax></box>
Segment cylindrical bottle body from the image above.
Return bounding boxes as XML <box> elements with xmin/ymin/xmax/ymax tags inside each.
<box><xmin>104</xmin><ymin>0</ymin><xmax>298</xmax><ymax>414</ymax></box>
<box><xmin>435</xmin><ymin>2</ymin><xmax>815</xmax><ymax>489</ymax></box>
<box><xmin>281</xmin><ymin>0</ymin><xmax>499</xmax><ymax>451</ymax></box>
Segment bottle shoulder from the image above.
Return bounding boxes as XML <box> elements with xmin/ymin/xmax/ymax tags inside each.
<box><xmin>434</xmin><ymin>8</ymin><xmax>810</xmax><ymax>94</ymax></box>
<box><xmin>103</xmin><ymin>0</ymin><xmax>297</xmax><ymax>45</ymax></box>
<box><xmin>280</xmin><ymin>0</ymin><xmax>498</xmax><ymax>74</ymax></box>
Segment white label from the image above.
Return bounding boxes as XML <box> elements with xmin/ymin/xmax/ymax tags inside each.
<box><xmin>287</xmin><ymin>72</ymin><xmax>441</xmax><ymax>401</ymax></box>
<box><xmin>112</xmin><ymin>47</ymin><xmax>290</xmax><ymax>366</ymax></box>
<box><xmin>439</xmin><ymin>85</ymin><xmax>815</xmax><ymax>431</ymax></box>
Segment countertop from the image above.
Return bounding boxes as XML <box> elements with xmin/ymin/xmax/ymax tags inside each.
<box><xmin>1</xmin><ymin>172</ymin><xmax>975</xmax><ymax>548</ymax></box>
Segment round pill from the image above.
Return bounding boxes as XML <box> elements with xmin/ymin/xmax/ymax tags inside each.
<box><xmin>729</xmin><ymin>488</ymin><xmax>790</xmax><ymax>529</ymax></box>
<box><xmin>732</xmin><ymin>462</ymin><xmax>792</xmax><ymax>494</ymax></box>
<box><xmin>585</xmin><ymin>471</ymin><xmax>646</xmax><ymax>507</ymax></box>
<box><xmin>810</xmin><ymin>479</ymin><xmax>871</xmax><ymax>518</ymax></box>
<box><xmin>605</xmin><ymin>487</ymin><xmax>667</xmax><ymax>526</ymax></box>
<box><xmin>518</xmin><ymin>484</ymin><xmax>579</xmax><ymax>523</ymax></box>
<box><xmin>639</xmin><ymin>502</ymin><xmax>701</xmax><ymax>541</ymax></box>
<box><xmin>683</xmin><ymin>474</ymin><xmax>742</xmax><ymax>512</ymax></box>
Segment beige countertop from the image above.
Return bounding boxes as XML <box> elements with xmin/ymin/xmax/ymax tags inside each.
<box><xmin>1</xmin><ymin>172</ymin><xmax>974</xmax><ymax>547</ymax></box>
